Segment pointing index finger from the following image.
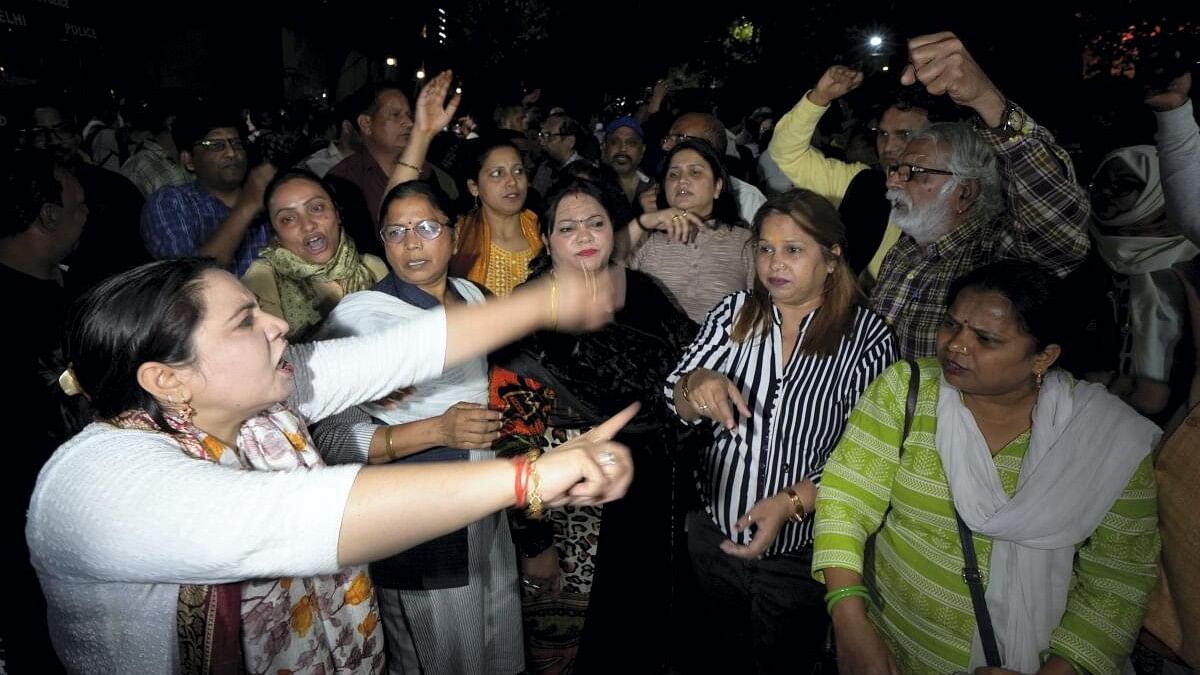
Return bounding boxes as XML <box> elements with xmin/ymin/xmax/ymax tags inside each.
<box><xmin>583</xmin><ymin>401</ymin><xmax>640</xmax><ymax>441</ymax></box>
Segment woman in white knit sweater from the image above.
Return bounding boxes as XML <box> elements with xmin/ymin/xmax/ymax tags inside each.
<box><xmin>26</xmin><ymin>257</ymin><xmax>633</xmax><ymax>675</ymax></box>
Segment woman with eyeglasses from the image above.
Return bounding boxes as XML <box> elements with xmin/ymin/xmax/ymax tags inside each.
<box><xmin>618</xmin><ymin>138</ymin><xmax>755</xmax><ymax>323</ymax></box>
<box><xmin>241</xmin><ymin>168</ymin><xmax>388</xmax><ymax>340</ymax></box>
<box><xmin>311</xmin><ymin>180</ymin><xmax>524</xmax><ymax>675</ymax></box>
<box><xmin>492</xmin><ymin>178</ymin><xmax>697</xmax><ymax>674</ymax></box>
<box><xmin>383</xmin><ymin>71</ymin><xmax>540</xmax><ymax>297</ymax></box>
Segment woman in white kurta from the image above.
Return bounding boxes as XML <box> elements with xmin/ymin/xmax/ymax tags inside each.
<box><xmin>27</xmin><ymin>255</ymin><xmax>633</xmax><ymax>675</ymax></box>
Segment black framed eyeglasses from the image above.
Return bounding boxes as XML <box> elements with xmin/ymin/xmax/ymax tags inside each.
<box><xmin>194</xmin><ymin>137</ymin><xmax>245</xmax><ymax>153</ymax></box>
<box><xmin>379</xmin><ymin>219</ymin><xmax>446</xmax><ymax>244</ymax></box>
<box><xmin>886</xmin><ymin>163</ymin><xmax>956</xmax><ymax>182</ymax></box>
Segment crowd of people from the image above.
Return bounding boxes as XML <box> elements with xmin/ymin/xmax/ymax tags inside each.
<box><xmin>3</xmin><ymin>28</ymin><xmax>1198</xmax><ymax>675</ymax></box>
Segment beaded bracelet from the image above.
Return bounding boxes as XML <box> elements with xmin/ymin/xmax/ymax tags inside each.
<box><xmin>824</xmin><ymin>584</ymin><xmax>870</xmax><ymax>615</ymax></box>
<box><xmin>396</xmin><ymin>159</ymin><xmax>422</xmax><ymax>173</ymax></box>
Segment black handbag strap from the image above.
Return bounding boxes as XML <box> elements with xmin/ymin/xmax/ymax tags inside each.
<box><xmin>902</xmin><ymin>359</ymin><xmax>919</xmax><ymax>441</ymax></box>
<box><xmin>906</xmin><ymin>358</ymin><xmax>1001</xmax><ymax>665</ymax></box>
<box><xmin>954</xmin><ymin>511</ymin><xmax>1002</xmax><ymax>666</ymax></box>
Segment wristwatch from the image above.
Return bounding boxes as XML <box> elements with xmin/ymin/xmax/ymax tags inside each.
<box><xmin>988</xmin><ymin>99</ymin><xmax>1032</xmax><ymax>139</ymax></box>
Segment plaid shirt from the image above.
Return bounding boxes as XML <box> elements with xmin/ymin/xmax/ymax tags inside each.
<box><xmin>119</xmin><ymin>140</ymin><xmax>193</xmax><ymax>199</ymax></box>
<box><xmin>869</xmin><ymin>104</ymin><xmax>1090</xmax><ymax>359</ymax></box>
<box><xmin>140</xmin><ymin>181</ymin><xmax>271</xmax><ymax>276</ymax></box>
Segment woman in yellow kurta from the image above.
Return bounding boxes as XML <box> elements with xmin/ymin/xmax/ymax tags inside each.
<box><xmin>449</xmin><ymin>137</ymin><xmax>541</xmax><ymax>296</ymax></box>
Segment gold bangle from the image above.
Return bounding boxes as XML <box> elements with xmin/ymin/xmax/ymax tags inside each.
<box><xmin>784</xmin><ymin>488</ymin><xmax>807</xmax><ymax>523</ymax></box>
<box><xmin>680</xmin><ymin>369</ymin><xmax>695</xmax><ymax>402</ymax></box>
<box><xmin>525</xmin><ymin>449</ymin><xmax>545</xmax><ymax>520</ymax></box>
<box><xmin>396</xmin><ymin>159</ymin><xmax>422</xmax><ymax>173</ymax></box>
<box><xmin>384</xmin><ymin>426</ymin><xmax>398</xmax><ymax>461</ymax></box>
<box><xmin>548</xmin><ymin>274</ymin><xmax>559</xmax><ymax>332</ymax></box>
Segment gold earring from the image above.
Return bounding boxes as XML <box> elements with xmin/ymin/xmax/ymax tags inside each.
<box><xmin>1034</xmin><ymin>369</ymin><xmax>1045</xmax><ymax>388</ymax></box>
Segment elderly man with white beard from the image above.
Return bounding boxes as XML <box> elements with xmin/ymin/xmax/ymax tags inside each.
<box><xmin>868</xmin><ymin>32</ymin><xmax>1090</xmax><ymax>358</ymax></box>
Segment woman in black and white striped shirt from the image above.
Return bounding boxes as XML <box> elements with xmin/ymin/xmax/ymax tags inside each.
<box><xmin>665</xmin><ymin>188</ymin><xmax>897</xmax><ymax>675</ymax></box>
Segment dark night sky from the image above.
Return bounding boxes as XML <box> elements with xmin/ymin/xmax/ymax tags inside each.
<box><xmin>0</xmin><ymin>0</ymin><xmax>1193</xmax><ymax>139</ymax></box>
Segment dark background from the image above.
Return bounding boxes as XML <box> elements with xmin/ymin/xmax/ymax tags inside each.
<box><xmin>1</xmin><ymin>0</ymin><xmax>1195</xmax><ymax>153</ymax></box>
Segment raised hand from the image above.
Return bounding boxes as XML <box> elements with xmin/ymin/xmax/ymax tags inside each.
<box><xmin>810</xmin><ymin>65</ymin><xmax>865</xmax><ymax>107</ymax></box>
<box><xmin>1145</xmin><ymin>72</ymin><xmax>1192</xmax><ymax>112</ymax></box>
<box><xmin>413</xmin><ymin>70</ymin><xmax>462</xmax><ymax>139</ymax></box>
<box><xmin>900</xmin><ymin>31</ymin><xmax>1006</xmax><ymax>125</ymax></box>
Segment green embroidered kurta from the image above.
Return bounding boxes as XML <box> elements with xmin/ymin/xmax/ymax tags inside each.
<box><xmin>813</xmin><ymin>359</ymin><xmax>1159</xmax><ymax>675</ymax></box>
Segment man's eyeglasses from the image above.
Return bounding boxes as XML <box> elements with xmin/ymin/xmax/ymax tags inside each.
<box><xmin>661</xmin><ymin>133</ymin><xmax>701</xmax><ymax>149</ymax></box>
<box><xmin>379</xmin><ymin>219</ymin><xmax>446</xmax><ymax>244</ymax></box>
<box><xmin>886</xmin><ymin>163</ymin><xmax>956</xmax><ymax>182</ymax></box>
<box><xmin>194</xmin><ymin>138</ymin><xmax>245</xmax><ymax>153</ymax></box>
<box><xmin>25</xmin><ymin>122</ymin><xmax>72</xmax><ymax>142</ymax></box>
<box><xmin>537</xmin><ymin>131</ymin><xmax>569</xmax><ymax>140</ymax></box>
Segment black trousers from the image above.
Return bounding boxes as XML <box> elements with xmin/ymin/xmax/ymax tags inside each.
<box><xmin>685</xmin><ymin>510</ymin><xmax>830</xmax><ymax>675</ymax></box>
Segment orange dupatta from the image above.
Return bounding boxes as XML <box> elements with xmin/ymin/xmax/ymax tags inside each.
<box><xmin>450</xmin><ymin>208</ymin><xmax>542</xmax><ymax>288</ymax></box>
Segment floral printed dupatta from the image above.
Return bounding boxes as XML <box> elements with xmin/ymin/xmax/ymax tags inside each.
<box><xmin>112</xmin><ymin>404</ymin><xmax>385</xmax><ymax>675</ymax></box>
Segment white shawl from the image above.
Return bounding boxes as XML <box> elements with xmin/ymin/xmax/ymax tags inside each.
<box><xmin>935</xmin><ymin>370</ymin><xmax>1159</xmax><ymax>673</ymax></box>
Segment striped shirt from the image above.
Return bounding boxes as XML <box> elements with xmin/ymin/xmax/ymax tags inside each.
<box><xmin>665</xmin><ymin>292</ymin><xmax>897</xmax><ymax>556</ymax></box>
<box><xmin>869</xmin><ymin>104</ymin><xmax>1091</xmax><ymax>359</ymax></box>
<box><xmin>813</xmin><ymin>360</ymin><xmax>1160</xmax><ymax>675</ymax></box>
<box><xmin>629</xmin><ymin>222</ymin><xmax>755</xmax><ymax>323</ymax></box>
<box><xmin>140</xmin><ymin>181</ymin><xmax>271</xmax><ymax>276</ymax></box>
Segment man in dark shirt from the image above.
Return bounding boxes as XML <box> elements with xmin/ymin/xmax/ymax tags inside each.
<box><xmin>0</xmin><ymin>151</ymin><xmax>88</xmax><ymax>674</ymax></box>
<box><xmin>327</xmin><ymin>84</ymin><xmax>459</xmax><ymax>259</ymax></box>
<box><xmin>25</xmin><ymin>102</ymin><xmax>149</xmax><ymax>294</ymax></box>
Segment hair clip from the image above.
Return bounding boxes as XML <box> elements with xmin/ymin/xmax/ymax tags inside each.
<box><xmin>59</xmin><ymin>364</ymin><xmax>83</xmax><ymax>397</ymax></box>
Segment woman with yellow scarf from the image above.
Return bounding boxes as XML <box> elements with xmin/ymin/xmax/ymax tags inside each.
<box><xmin>242</xmin><ymin>168</ymin><xmax>387</xmax><ymax>340</ymax></box>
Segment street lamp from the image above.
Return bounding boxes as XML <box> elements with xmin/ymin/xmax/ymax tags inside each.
<box><xmin>385</xmin><ymin>56</ymin><xmax>397</xmax><ymax>67</ymax></box>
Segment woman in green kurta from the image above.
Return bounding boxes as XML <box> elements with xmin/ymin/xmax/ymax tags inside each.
<box><xmin>813</xmin><ymin>260</ymin><xmax>1160</xmax><ymax>675</ymax></box>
